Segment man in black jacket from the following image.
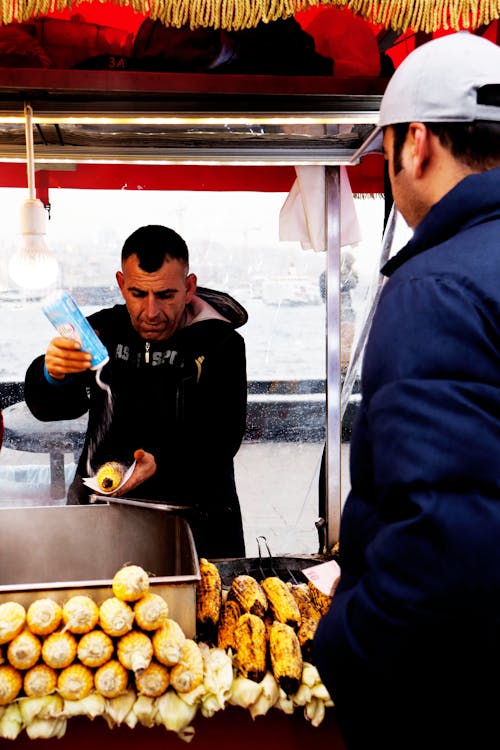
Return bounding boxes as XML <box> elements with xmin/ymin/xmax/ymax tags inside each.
<box><xmin>25</xmin><ymin>225</ymin><xmax>248</xmax><ymax>559</ymax></box>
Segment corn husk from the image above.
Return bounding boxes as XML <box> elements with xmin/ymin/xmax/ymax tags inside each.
<box><xmin>26</xmin><ymin>716</ymin><xmax>67</xmax><ymax>739</ymax></box>
<box><xmin>103</xmin><ymin>688</ymin><xmax>136</xmax><ymax>728</ymax></box>
<box><xmin>292</xmin><ymin>683</ymin><xmax>311</xmax><ymax>706</ymax></box>
<box><xmin>249</xmin><ymin>671</ymin><xmax>280</xmax><ymax>719</ymax></box>
<box><xmin>130</xmin><ymin>695</ymin><xmax>158</xmax><ymax>727</ymax></box>
<box><xmin>228</xmin><ymin>675</ymin><xmax>262</xmax><ymax>709</ymax></box>
<box><xmin>62</xmin><ymin>693</ymin><xmax>106</xmax><ymax>719</ymax></box>
<box><xmin>301</xmin><ymin>662</ymin><xmax>321</xmax><ymax>688</ymax></box>
<box><xmin>18</xmin><ymin>694</ymin><xmax>63</xmax><ymax>724</ymax></box>
<box><xmin>0</xmin><ymin>702</ymin><xmax>23</xmax><ymax>739</ymax></box>
<box><xmin>277</xmin><ymin>687</ymin><xmax>295</xmax><ymax>715</ymax></box>
<box><xmin>304</xmin><ymin>696</ymin><xmax>326</xmax><ymax>727</ymax></box>
<box><xmin>156</xmin><ymin>690</ymin><xmax>198</xmax><ymax>737</ymax></box>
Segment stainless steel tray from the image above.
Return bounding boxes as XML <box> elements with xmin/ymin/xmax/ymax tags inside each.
<box><xmin>0</xmin><ymin>504</ymin><xmax>200</xmax><ymax>637</ymax></box>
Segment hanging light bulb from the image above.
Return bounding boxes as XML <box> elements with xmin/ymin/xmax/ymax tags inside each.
<box><xmin>8</xmin><ymin>103</ymin><xmax>59</xmax><ymax>291</ymax></box>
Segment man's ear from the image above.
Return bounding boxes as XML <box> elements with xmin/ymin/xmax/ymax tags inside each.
<box><xmin>409</xmin><ymin>122</ymin><xmax>431</xmax><ymax>178</ymax></box>
<box><xmin>116</xmin><ymin>270</ymin><xmax>125</xmax><ymax>295</ymax></box>
<box><xmin>185</xmin><ymin>272</ymin><xmax>197</xmax><ymax>304</ymax></box>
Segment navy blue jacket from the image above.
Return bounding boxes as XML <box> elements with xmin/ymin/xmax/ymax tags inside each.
<box><xmin>314</xmin><ymin>167</ymin><xmax>500</xmax><ymax>749</ymax></box>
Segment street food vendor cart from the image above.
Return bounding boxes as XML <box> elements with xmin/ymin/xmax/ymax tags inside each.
<box><xmin>0</xmin><ymin>0</ymin><xmax>497</xmax><ymax>745</ymax></box>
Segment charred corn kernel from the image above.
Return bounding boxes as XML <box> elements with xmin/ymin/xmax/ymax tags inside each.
<box><xmin>229</xmin><ymin>575</ymin><xmax>268</xmax><ymax>618</ymax></box>
<box><xmin>96</xmin><ymin>461</ymin><xmax>126</xmax><ymax>493</ymax></box>
<box><xmin>0</xmin><ymin>602</ymin><xmax>26</xmax><ymax>645</ymax></box>
<box><xmin>0</xmin><ymin>665</ymin><xmax>22</xmax><ymax>705</ymax></box>
<box><xmin>0</xmin><ymin>646</ymin><xmax>4</xmax><ymax>665</ymax></box>
<box><xmin>196</xmin><ymin>558</ymin><xmax>222</xmax><ymax>628</ymax></box>
<box><xmin>24</xmin><ymin>664</ymin><xmax>58</xmax><ymax>697</ymax></box>
<box><xmin>269</xmin><ymin>621</ymin><xmax>303</xmax><ymax>696</ymax></box>
<box><xmin>57</xmin><ymin>664</ymin><xmax>94</xmax><ymax>701</ymax></box>
<box><xmin>217</xmin><ymin>599</ymin><xmax>241</xmax><ymax>652</ymax></box>
<box><xmin>135</xmin><ymin>661</ymin><xmax>170</xmax><ymax>697</ymax></box>
<box><xmin>170</xmin><ymin>639</ymin><xmax>204</xmax><ymax>693</ymax></box>
<box><xmin>290</xmin><ymin>584</ymin><xmax>322</xmax><ymax>657</ymax></box>
<box><xmin>112</xmin><ymin>564</ymin><xmax>150</xmax><ymax>603</ymax></box>
<box><xmin>261</xmin><ymin>577</ymin><xmax>301</xmax><ymax>628</ymax></box>
<box><xmin>62</xmin><ymin>595</ymin><xmax>99</xmax><ymax>634</ymax></box>
<box><xmin>77</xmin><ymin>630</ymin><xmax>114</xmax><ymax>668</ymax></box>
<box><xmin>117</xmin><ymin>631</ymin><xmax>153</xmax><ymax>676</ymax></box>
<box><xmin>6</xmin><ymin>628</ymin><xmax>41</xmax><ymax>670</ymax></box>
<box><xmin>234</xmin><ymin>613</ymin><xmax>267</xmax><ymax>683</ymax></box>
<box><xmin>99</xmin><ymin>597</ymin><xmax>134</xmax><ymax>637</ymax></box>
<box><xmin>94</xmin><ymin>659</ymin><xmax>128</xmax><ymax>699</ymax></box>
<box><xmin>152</xmin><ymin>618</ymin><xmax>186</xmax><ymax>667</ymax></box>
<box><xmin>307</xmin><ymin>580</ymin><xmax>333</xmax><ymax>617</ymax></box>
<box><xmin>41</xmin><ymin>631</ymin><xmax>77</xmax><ymax>669</ymax></box>
<box><xmin>134</xmin><ymin>593</ymin><xmax>169</xmax><ymax>630</ymax></box>
<box><xmin>26</xmin><ymin>599</ymin><xmax>62</xmax><ymax>636</ymax></box>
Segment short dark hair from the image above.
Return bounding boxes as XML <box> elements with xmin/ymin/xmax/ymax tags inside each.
<box><xmin>121</xmin><ymin>225</ymin><xmax>189</xmax><ymax>272</ymax></box>
<box><xmin>391</xmin><ymin>118</ymin><xmax>500</xmax><ymax>175</ymax></box>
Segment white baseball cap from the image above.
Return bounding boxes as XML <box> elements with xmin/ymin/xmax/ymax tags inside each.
<box><xmin>351</xmin><ymin>31</ymin><xmax>500</xmax><ymax>162</ymax></box>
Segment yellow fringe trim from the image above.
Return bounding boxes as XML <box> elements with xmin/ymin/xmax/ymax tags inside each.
<box><xmin>0</xmin><ymin>0</ymin><xmax>497</xmax><ymax>30</ymax></box>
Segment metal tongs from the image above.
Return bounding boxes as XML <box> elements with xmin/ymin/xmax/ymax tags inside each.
<box><xmin>89</xmin><ymin>494</ymin><xmax>190</xmax><ymax>512</ymax></box>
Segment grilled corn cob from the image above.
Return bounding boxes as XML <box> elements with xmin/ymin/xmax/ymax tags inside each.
<box><xmin>0</xmin><ymin>665</ymin><xmax>22</xmax><ymax>705</ymax></box>
<box><xmin>234</xmin><ymin>613</ymin><xmax>267</xmax><ymax>683</ymax></box>
<box><xmin>196</xmin><ymin>558</ymin><xmax>222</xmax><ymax>629</ymax></box>
<box><xmin>77</xmin><ymin>630</ymin><xmax>114</xmax><ymax>668</ymax></box>
<box><xmin>0</xmin><ymin>602</ymin><xmax>26</xmax><ymax>645</ymax></box>
<box><xmin>57</xmin><ymin>664</ymin><xmax>94</xmax><ymax>701</ymax></box>
<box><xmin>269</xmin><ymin>621</ymin><xmax>303</xmax><ymax>695</ymax></box>
<box><xmin>41</xmin><ymin>631</ymin><xmax>78</xmax><ymax>669</ymax></box>
<box><xmin>99</xmin><ymin>597</ymin><xmax>134</xmax><ymax>637</ymax></box>
<box><xmin>217</xmin><ymin>599</ymin><xmax>241</xmax><ymax>652</ymax></box>
<box><xmin>135</xmin><ymin>661</ymin><xmax>170</xmax><ymax>697</ymax></box>
<box><xmin>152</xmin><ymin>618</ymin><xmax>186</xmax><ymax>667</ymax></box>
<box><xmin>261</xmin><ymin>577</ymin><xmax>301</xmax><ymax>628</ymax></box>
<box><xmin>96</xmin><ymin>461</ymin><xmax>126</xmax><ymax>492</ymax></box>
<box><xmin>117</xmin><ymin>631</ymin><xmax>153</xmax><ymax>676</ymax></box>
<box><xmin>170</xmin><ymin>639</ymin><xmax>204</xmax><ymax>693</ymax></box>
<box><xmin>94</xmin><ymin>659</ymin><xmax>129</xmax><ymax>699</ymax></box>
<box><xmin>134</xmin><ymin>593</ymin><xmax>169</xmax><ymax>630</ymax></box>
<box><xmin>6</xmin><ymin>628</ymin><xmax>41</xmax><ymax>670</ymax></box>
<box><xmin>290</xmin><ymin>584</ymin><xmax>322</xmax><ymax>656</ymax></box>
<box><xmin>62</xmin><ymin>595</ymin><xmax>99</xmax><ymax>634</ymax></box>
<box><xmin>112</xmin><ymin>565</ymin><xmax>150</xmax><ymax>602</ymax></box>
<box><xmin>26</xmin><ymin>599</ymin><xmax>62</xmax><ymax>636</ymax></box>
<box><xmin>23</xmin><ymin>664</ymin><xmax>58</xmax><ymax>697</ymax></box>
<box><xmin>307</xmin><ymin>580</ymin><xmax>333</xmax><ymax>616</ymax></box>
<box><xmin>229</xmin><ymin>575</ymin><xmax>268</xmax><ymax>618</ymax></box>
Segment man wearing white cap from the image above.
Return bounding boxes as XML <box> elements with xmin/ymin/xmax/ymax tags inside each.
<box><xmin>314</xmin><ymin>31</ymin><xmax>500</xmax><ymax>750</ymax></box>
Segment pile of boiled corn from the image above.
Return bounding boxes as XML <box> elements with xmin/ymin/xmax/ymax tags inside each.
<box><xmin>0</xmin><ymin>561</ymin><xmax>333</xmax><ymax>742</ymax></box>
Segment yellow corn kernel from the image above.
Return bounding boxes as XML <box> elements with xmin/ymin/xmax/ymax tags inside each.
<box><xmin>117</xmin><ymin>631</ymin><xmax>153</xmax><ymax>676</ymax></box>
<box><xmin>112</xmin><ymin>565</ymin><xmax>150</xmax><ymax>602</ymax></box>
<box><xmin>261</xmin><ymin>577</ymin><xmax>301</xmax><ymax>628</ymax></box>
<box><xmin>0</xmin><ymin>602</ymin><xmax>26</xmax><ymax>645</ymax></box>
<box><xmin>23</xmin><ymin>664</ymin><xmax>58</xmax><ymax>697</ymax></box>
<box><xmin>6</xmin><ymin>628</ymin><xmax>41</xmax><ymax>670</ymax></box>
<box><xmin>96</xmin><ymin>461</ymin><xmax>126</xmax><ymax>493</ymax></box>
<box><xmin>196</xmin><ymin>558</ymin><xmax>222</xmax><ymax>629</ymax></box>
<box><xmin>94</xmin><ymin>659</ymin><xmax>129</xmax><ymax>699</ymax></box>
<box><xmin>152</xmin><ymin>618</ymin><xmax>186</xmax><ymax>667</ymax></box>
<box><xmin>77</xmin><ymin>630</ymin><xmax>114</xmax><ymax>668</ymax></box>
<box><xmin>134</xmin><ymin>593</ymin><xmax>169</xmax><ymax>631</ymax></box>
<box><xmin>229</xmin><ymin>575</ymin><xmax>268</xmax><ymax>618</ymax></box>
<box><xmin>269</xmin><ymin>621</ymin><xmax>303</xmax><ymax>696</ymax></box>
<box><xmin>99</xmin><ymin>597</ymin><xmax>134</xmax><ymax>637</ymax></box>
<box><xmin>41</xmin><ymin>631</ymin><xmax>77</xmax><ymax>669</ymax></box>
<box><xmin>62</xmin><ymin>595</ymin><xmax>99</xmax><ymax>635</ymax></box>
<box><xmin>170</xmin><ymin>639</ymin><xmax>204</xmax><ymax>693</ymax></box>
<box><xmin>135</xmin><ymin>661</ymin><xmax>170</xmax><ymax>697</ymax></box>
<box><xmin>234</xmin><ymin>613</ymin><xmax>267</xmax><ymax>683</ymax></box>
<box><xmin>26</xmin><ymin>599</ymin><xmax>62</xmax><ymax>636</ymax></box>
<box><xmin>0</xmin><ymin>665</ymin><xmax>22</xmax><ymax>705</ymax></box>
<box><xmin>57</xmin><ymin>664</ymin><xmax>94</xmax><ymax>701</ymax></box>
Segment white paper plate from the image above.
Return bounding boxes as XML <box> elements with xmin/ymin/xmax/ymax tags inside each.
<box><xmin>82</xmin><ymin>461</ymin><xmax>136</xmax><ymax>495</ymax></box>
